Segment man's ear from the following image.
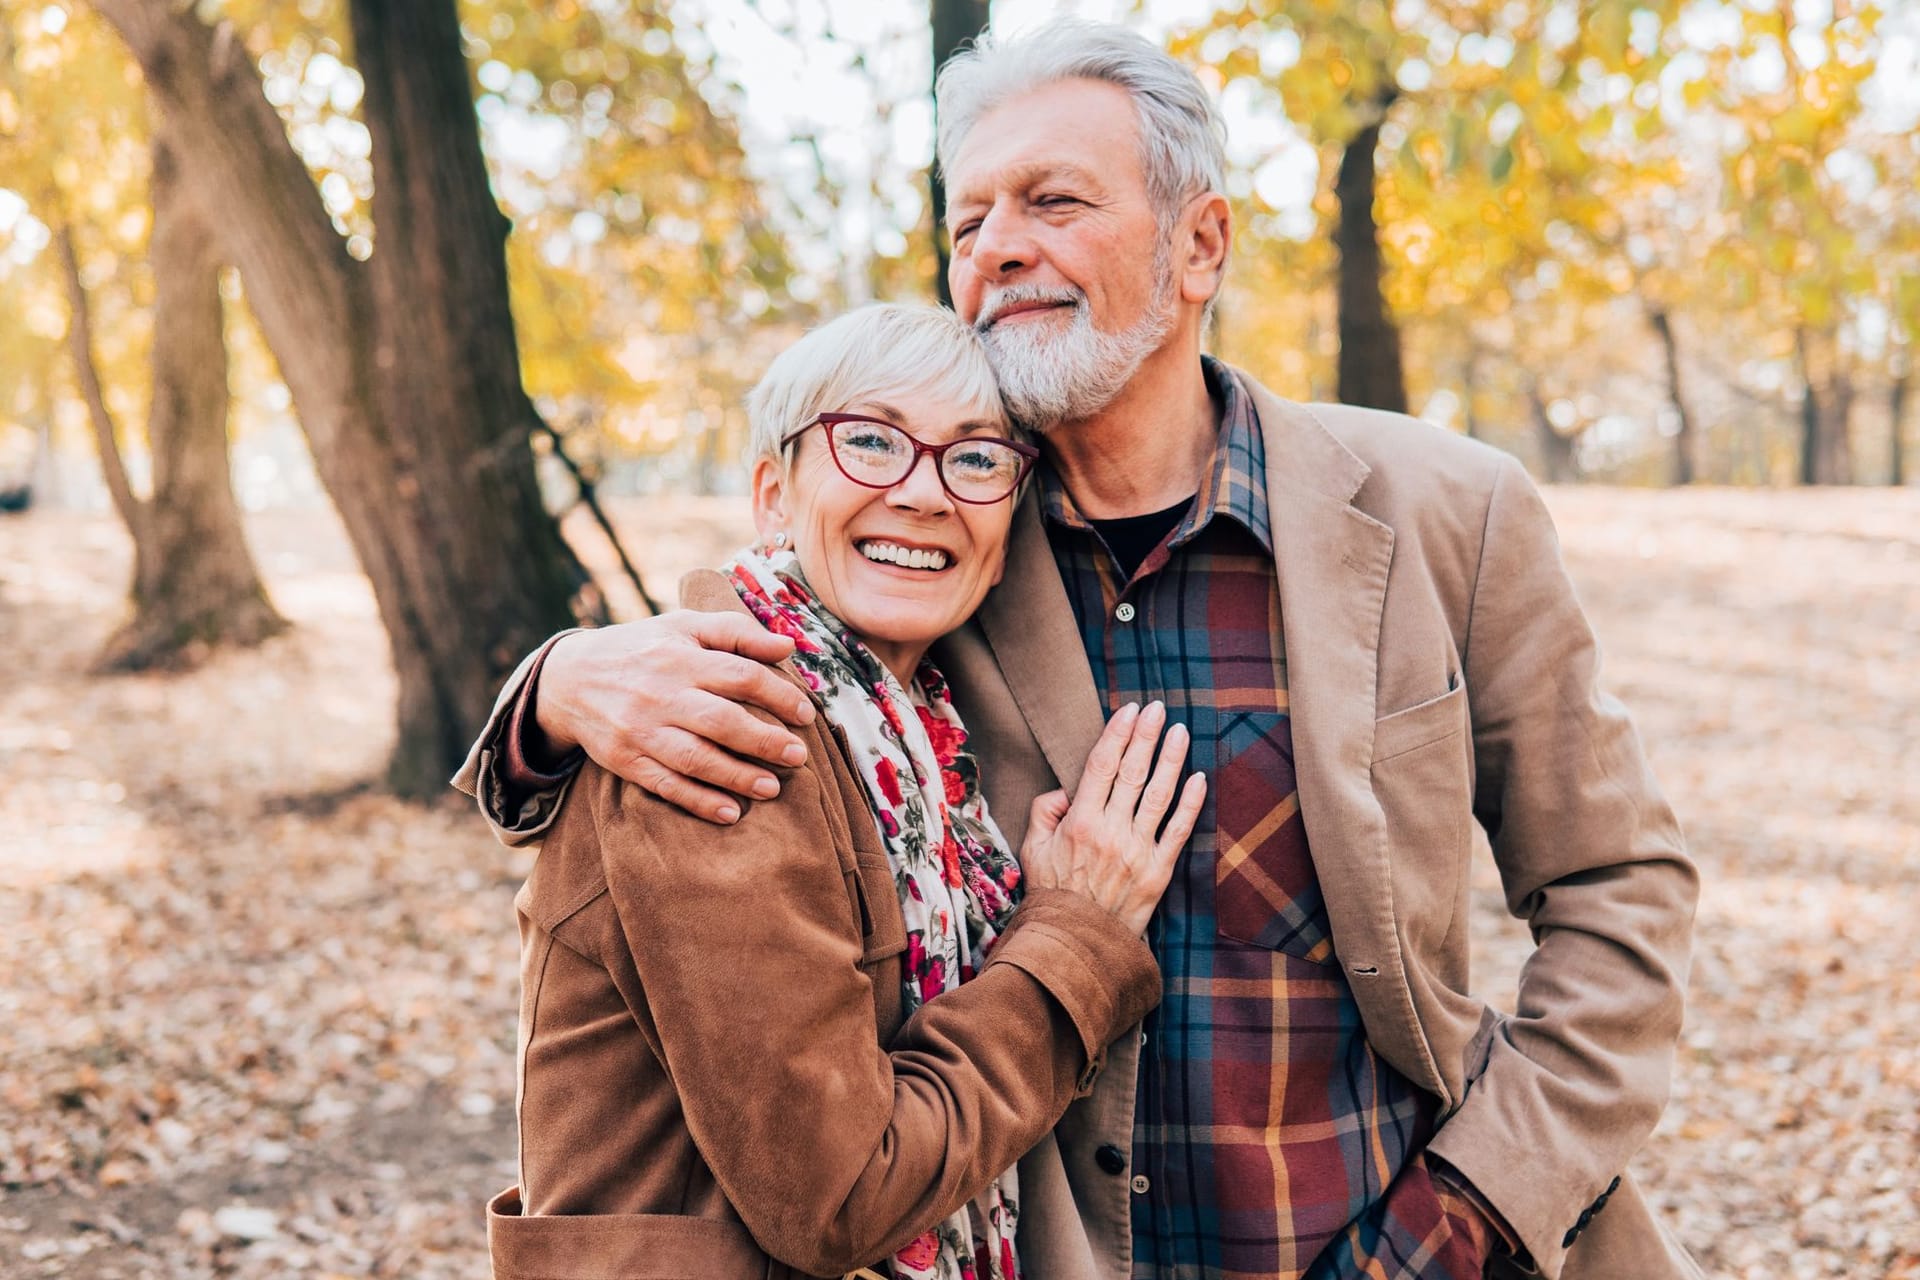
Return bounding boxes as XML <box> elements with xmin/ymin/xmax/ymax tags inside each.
<box><xmin>750</xmin><ymin>456</ymin><xmax>789</xmax><ymax>545</ymax></box>
<box><xmin>1177</xmin><ymin>192</ymin><xmax>1232</xmax><ymax>307</ymax></box>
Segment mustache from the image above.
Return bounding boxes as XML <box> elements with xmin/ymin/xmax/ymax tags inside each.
<box><xmin>974</xmin><ymin>285</ymin><xmax>1085</xmax><ymax>332</ymax></box>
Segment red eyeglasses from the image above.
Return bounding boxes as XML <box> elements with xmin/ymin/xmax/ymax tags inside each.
<box><xmin>781</xmin><ymin>413</ymin><xmax>1039</xmax><ymax>505</ymax></box>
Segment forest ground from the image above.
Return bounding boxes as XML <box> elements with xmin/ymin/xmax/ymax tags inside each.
<box><xmin>1</xmin><ymin>487</ymin><xmax>1915</xmax><ymax>1279</ymax></box>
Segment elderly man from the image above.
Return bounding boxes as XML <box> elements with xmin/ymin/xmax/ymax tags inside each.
<box><xmin>457</xmin><ymin>20</ymin><xmax>1698</xmax><ymax>1280</ymax></box>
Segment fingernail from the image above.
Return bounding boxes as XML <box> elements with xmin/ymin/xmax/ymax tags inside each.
<box><xmin>795</xmin><ymin>700</ymin><xmax>817</xmax><ymax>723</ymax></box>
<box><xmin>782</xmin><ymin>742</ymin><xmax>808</xmax><ymax>766</ymax></box>
<box><xmin>717</xmin><ymin>804</ymin><xmax>741</xmax><ymax>823</ymax></box>
<box><xmin>752</xmin><ymin>776</ymin><xmax>780</xmax><ymax>798</ymax></box>
<box><xmin>1146</xmin><ymin>700</ymin><xmax>1165</xmax><ymax>717</ymax></box>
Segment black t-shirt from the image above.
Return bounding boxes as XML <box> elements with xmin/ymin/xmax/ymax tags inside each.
<box><xmin>1088</xmin><ymin>497</ymin><xmax>1194</xmax><ymax>581</ymax></box>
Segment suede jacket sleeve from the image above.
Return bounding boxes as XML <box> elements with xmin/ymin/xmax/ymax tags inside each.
<box><xmin>449</xmin><ymin>629</ymin><xmax>582</xmax><ymax>847</ymax></box>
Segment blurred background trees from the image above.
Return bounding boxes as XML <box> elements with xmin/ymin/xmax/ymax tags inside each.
<box><xmin>1</xmin><ymin>0</ymin><xmax>1915</xmax><ymax>792</ymax></box>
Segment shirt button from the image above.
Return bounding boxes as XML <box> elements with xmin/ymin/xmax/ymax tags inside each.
<box><xmin>1094</xmin><ymin>1143</ymin><xmax>1127</xmax><ymax>1175</ymax></box>
<box><xmin>1115</xmin><ymin>602</ymin><xmax>1136</xmax><ymax>623</ymax></box>
<box><xmin>1130</xmin><ymin>1175</ymin><xmax>1151</xmax><ymax>1195</ymax></box>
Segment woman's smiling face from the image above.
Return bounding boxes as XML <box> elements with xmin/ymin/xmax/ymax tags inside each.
<box><xmin>752</xmin><ymin>382</ymin><xmax>1018</xmax><ymax>682</ymax></box>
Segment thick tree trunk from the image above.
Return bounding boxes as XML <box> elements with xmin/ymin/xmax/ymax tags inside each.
<box><xmin>928</xmin><ymin>0</ymin><xmax>990</xmax><ymax>307</ymax></box>
<box><xmin>107</xmin><ymin>131</ymin><xmax>287</xmax><ymax>669</ymax></box>
<box><xmin>1334</xmin><ymin>117</ymin><xmax>1407</xmax><ymax>414</ymax></box>
<box><xmin>57</xmin><ymin>144</ymin><xmax>287</xmax><ymax>671</ymax></box>
<box><xmin>347</xmin><ymin>0</ymin><xmax>594</xmax><ymax>793</ymax></box>
<box><xmin>95</xmin><ymin>0</ymin><xmax>595</xmax><ymax>796</ymax></box>
<box><xmin>1647</xmin><ymin>306</ymin><xmax>1696</xmax><ymax>486</ymax></box>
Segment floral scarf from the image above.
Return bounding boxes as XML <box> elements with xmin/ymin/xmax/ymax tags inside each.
<box><xmin>727</xmin><ymin>548</ymin><xmax>1025</xmax><ymax>1280</ymax></box>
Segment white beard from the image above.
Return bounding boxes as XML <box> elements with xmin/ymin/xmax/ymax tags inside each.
<box><xmin>976</xmin><ymin>262</ymin><xmax>1177</xmax><ymax>431</ymax></box>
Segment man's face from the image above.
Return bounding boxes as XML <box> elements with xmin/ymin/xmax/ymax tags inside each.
<box><xmin>944</xmin><ymin>78</ymin><xmax>1177</xmax><ymax>427</ymax></box>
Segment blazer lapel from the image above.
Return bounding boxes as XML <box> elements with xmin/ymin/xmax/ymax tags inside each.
<box><xmin>975</xmin><ymin>491</ymin><xmax>1108</xmax><ymax>793</ymax></box>
<box><xmin>1244</xmin><ymin>381</ymin><xmax>1446</xmax><ymax>1095</ymax></box>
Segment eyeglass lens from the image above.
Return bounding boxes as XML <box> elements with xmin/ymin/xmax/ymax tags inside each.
<box><xmin>828</xmin><ymin>420</ymin><xmax>1024</xmax><ymax>501</ymax></box>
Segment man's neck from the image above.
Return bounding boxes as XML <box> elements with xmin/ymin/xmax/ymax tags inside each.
<box><xmin>1041</xmin><ymin>342</ymin><xmax>1219</xmax><ymax>520</ymax></box>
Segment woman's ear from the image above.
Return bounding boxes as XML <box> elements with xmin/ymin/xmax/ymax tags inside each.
<box><xmin>750</xmin><ymin>456</ymin><xmax>789</xmax><ymax>547</ymax></box>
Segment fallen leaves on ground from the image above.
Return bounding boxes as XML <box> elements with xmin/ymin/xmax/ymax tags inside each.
<box><xmin>1</xmin><ymin>489</ymin><xmax>1915</xmax><ymax>1279</ymax></box>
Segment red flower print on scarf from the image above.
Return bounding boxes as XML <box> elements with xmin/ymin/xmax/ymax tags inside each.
<box><xmin>940</xmin><ymin>834</ymin><xmax>965</xmax><ymax>888</ymax></box>
<box><xmin>895</xmin><ymin>1230</ymin><xmax>940</xmax><ymax>1271</ymax></box>
<box><xmin>942</xmin><ymin>767</ymin><xmax>966</xmax><ymax>807</ymax></box>
<box><xmin>919</xmin><ymin>957</ymin><xmax>947</xmax><ymax>1003</ymax></box>
<box><xmin>877</xmin><ymin>690</ymin><xmax>908</xmax><ymax>739</ymax></box>
<box><xmin>916</xmin><ymin>705</ymin><xmax>968</xmax><ymax>768</ymax></box>
<box><xmin>874</xmin><ymin>757</ymin><xmax>905</xmax><ymax>807</ymax></box>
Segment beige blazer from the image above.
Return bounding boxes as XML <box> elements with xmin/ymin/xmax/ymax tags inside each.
<box><xmin>456</xmin><ymin>373</ymin><xmax>1701</xmax><ymax>1280</ymax></box>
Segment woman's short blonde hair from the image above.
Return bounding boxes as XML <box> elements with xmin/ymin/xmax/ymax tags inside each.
<box><xmin>746</xmin><ymin>304</ymin><xmax>1010</xmax><ymax>472</ymax></box>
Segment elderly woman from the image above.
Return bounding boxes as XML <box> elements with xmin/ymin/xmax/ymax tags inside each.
<box><xmin>488</xmin><ymin>304</ymin><xmax>1206</xmax><ymax>1280</ymax></box>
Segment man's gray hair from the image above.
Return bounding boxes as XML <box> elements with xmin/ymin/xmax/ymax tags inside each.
<box><xmin>934</xmin><ymin>19</ymin><xmax>1228</xmax><ymax>230</ymax></box>
<box><xmin>746</xmin><ymin>304</ymin><xmax>1008</xmax><ymax>471</ymax></box>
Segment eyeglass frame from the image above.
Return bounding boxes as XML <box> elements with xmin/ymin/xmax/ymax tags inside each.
<box><xmin>779</xmin><ymin>412</ymin><xmax>1041</xmax><ymax>506</ymax></box>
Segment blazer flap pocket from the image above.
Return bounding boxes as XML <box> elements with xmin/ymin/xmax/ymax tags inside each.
<box><xmin>488</xmin><ymin>1186</ymin><xmax>774</xmax><ymax>1279</ymax></box>
<box><xmin>1372</xmin><ymin>678</ymin><xmax>1467</xmax><ymax>766</ymax></box>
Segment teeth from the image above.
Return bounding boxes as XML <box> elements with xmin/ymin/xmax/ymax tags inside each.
<box><xmin>859</xmin><ymin>540</ymin><xmax>949</xmax><ymax>571</ymax></box>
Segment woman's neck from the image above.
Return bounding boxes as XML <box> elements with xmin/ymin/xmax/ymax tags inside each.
<box><xmin>864</xmin><ymin>639</ymin><xmax>927</xmax><ymax>688</ymax></box>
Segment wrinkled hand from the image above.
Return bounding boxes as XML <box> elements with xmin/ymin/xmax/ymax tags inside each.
<box><xmin>532</xmin><ymin>613</ymin><xmax>818</xmax><ymax>824</ymax></box>
<box><xmin>1019</xmin><ymin>702</ymin><xmax>1207</xmax><ymax>935</ymax></box>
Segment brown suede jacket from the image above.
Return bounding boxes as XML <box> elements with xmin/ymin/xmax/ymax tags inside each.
<box><xmin>489</xmin><ymin>577</ymin><xmax>1162</xmax><ymax>1280</ymax></box>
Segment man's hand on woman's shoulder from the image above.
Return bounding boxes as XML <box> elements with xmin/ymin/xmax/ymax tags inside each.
<box><xmin>529</xmin><ymin>611</ymin><xmax>818</xmax><ymax>825</ymax></box>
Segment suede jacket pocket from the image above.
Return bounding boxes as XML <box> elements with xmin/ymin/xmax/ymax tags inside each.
<box><xmin>487</xmin><ymin>1186</ymin><xmax>801</xmax><ymax>1279</ymax></box>
<box><xmin>1213</xmin><ymin>712</ymin><xmax>1334</xmax><ymax>962</ymax></box>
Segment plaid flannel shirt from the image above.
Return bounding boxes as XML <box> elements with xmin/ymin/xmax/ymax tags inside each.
<box><xmin>1040</xmin><ymin>359</ymin><xmax>1487</xmax><ymax>1280</ymax></box>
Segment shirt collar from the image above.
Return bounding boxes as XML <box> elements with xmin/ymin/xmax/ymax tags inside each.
<box><xmin>1037</xmin><ymin>355</ymin><xmax>1272</xmax><ymax>555</ymax></box>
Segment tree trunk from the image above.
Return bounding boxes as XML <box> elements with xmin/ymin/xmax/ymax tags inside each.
<box><xmin>929</xmin><ymin>0</ymin><xmax>990</xmax><ymax>307</ymax></box>
<box><xmin>1528</xmin><ymin>382</ymin><xmax>1577</xmax><ymax>483</ymax></box>
<box><xmin>28</xmin><ymin>411</ymin><xmax>58</xmax><ymax>508</ymax></box>
<box><xmin>1647</xmin><ymin>306</ymin><xmax>1696</xmax><ymax>486</ymax></box>
<box><xmin>56</xmin><ymin>139</ymin><xmax>288</xmax><ymax>672</ymax></box>
<box><xmin>1795</xmin><ymin>326</ymin><xmax>1854</xmax><ymax>485</ymax></box>
<box><xmin>1890</xmin><ymin>347</ymin><xmax>1909</xmax><ymax>487</ymax></box>
<box><xmin>1460</xmin><ymin>342</ymin><xmax>1482</xmax><ymax>440</ymax></box>
<box><xmin>95</xmin><ymin>0</ymin><xmax>596</xmax><ymax>796</ymax></box>
<box><xmin>1334</xmin><ymin>116</ymin><xmax>1407</xmax><ymax>413</ymax></box>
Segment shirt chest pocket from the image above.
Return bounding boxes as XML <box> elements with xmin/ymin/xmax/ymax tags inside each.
<box><xmin>1212</xmin><ymin>712</ymin><xmax>1334</xmax><ymax>963</ymax></box>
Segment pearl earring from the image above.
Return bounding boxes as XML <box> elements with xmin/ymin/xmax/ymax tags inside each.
<box><xmin>772</xmin><ymin>531</ymin><xmax>788</xmax><ymax>548</ymax></box>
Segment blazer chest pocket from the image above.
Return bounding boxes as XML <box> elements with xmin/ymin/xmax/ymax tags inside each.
<box><xmin>1371</xmin><ymin>680</ymin><xmax>1473</xmax><ymax>955</ymax></box>
<box><xmin>1213</xmin><ymin>713</ymin><xmax>1334</xmax><ymax>963</ymax></box>
<box><xmin>1372</xmin><ymin>678</ymin><xmax>1467</xmax><ymax>764</ymax></box>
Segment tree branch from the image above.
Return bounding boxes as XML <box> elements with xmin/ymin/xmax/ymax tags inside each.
<box><xmin>54</xmin><ymin>221</ymin><xmax>146</xmax><ymax>538</ymax></box>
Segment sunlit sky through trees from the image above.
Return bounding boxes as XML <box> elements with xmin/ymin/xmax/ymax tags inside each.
<box><xmin>4</xmin><ymin>0</ymin><xmax>1919</xmax><ymax>496</ymax></box>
